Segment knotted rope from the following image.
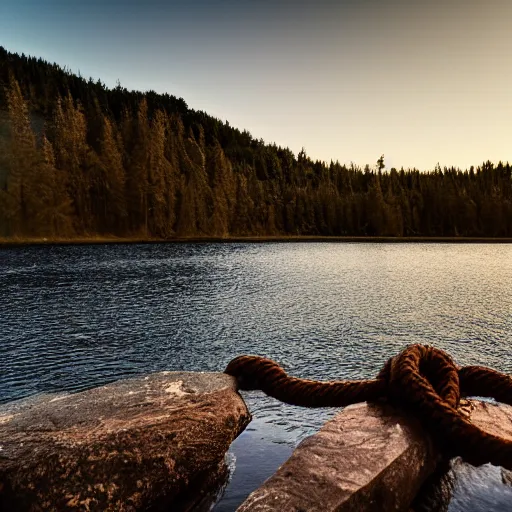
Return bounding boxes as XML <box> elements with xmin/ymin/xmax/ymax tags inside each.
<box><xmin>225</xmin><ymin>344</ymin><xmax>512</xmax><ymax>469</ymax></box>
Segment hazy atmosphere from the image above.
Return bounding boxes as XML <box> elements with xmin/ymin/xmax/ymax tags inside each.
<box><xmin>2</xmin><ymin>0</ymin><xmax>511</xmax><ymax>170</ymax></box>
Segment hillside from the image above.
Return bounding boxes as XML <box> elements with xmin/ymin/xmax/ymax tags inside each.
<box><xmin>1</xmin><ymin>46</ymin><xmax>511</xmax><ymax>240</ymax></box>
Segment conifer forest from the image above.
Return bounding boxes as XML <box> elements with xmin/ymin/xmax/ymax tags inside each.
<box><xmin>1</xmin><ymin>46</ymin><xmax>511</xmax><ymax>240</ymax></box>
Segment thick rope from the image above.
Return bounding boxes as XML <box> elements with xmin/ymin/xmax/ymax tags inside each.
<box><xmin>225</xmin><ymin>344</ymin><xmax>512</xmax><ymax>469</ymax></box>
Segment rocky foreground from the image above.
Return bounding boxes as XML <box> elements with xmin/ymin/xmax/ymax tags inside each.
<box><xmin>0</xmin><ymin>372</ymin><xmax>250</xmax><ymax>511</ymax></box>
<box><xmin>238</xmin><ymin>400</ymin><xmax>512</xmax><ymax>512</ymax></box>
<box><xmin>2</xmin><ymin>371</ymin><xmax>512</xmax><ymax>512</ymax></box>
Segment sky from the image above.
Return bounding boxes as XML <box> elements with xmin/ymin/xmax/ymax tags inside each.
<box><xmin>1</xmin><ymin>0</ymin><xmax>511</xmax><ymax>171</ymax></box>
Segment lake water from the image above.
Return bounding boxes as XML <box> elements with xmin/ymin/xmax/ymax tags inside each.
<box><xmin>1</xmin><ymin>243</ymin><xmax>511</xmax><ymax>510</ymax></box>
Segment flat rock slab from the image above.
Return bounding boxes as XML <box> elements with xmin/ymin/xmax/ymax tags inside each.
<box><xmin>238</xmin><ymin>402</ymin><xmax>439</xmax><ymax>512</ymax></box>
<box><xmin>470</xmin><ymin>400</ymin><xmax>512</xmax><ymax>441</ymax></box>
<box><xmin>0</xmin><ymin>372</ymin><xmax>250</xmax><ymax>511</ymax></box>
<box><xmin>239</xmin><ymin>399</ymin><xmax>512</xmax><ymax>512</ymax></box>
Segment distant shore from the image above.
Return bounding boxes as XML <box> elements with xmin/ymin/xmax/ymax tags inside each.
<box><xmin>1</xmin><ymin>235</ymin><xmax>512</xmax><ymax>248</ymax></box>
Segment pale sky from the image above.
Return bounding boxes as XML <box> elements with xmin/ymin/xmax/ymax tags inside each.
<box><xmin>1</xmin><ymin>0</ymin><xmax>511</xmax><ymax>170</ymax></box>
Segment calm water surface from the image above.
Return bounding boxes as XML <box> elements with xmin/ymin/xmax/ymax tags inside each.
<box><xmin>1</xmin><ymin>243</ymin><xmax>511</xmax><ymax>510</ymax></box>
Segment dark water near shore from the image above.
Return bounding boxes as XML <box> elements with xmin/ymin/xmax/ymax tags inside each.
<box><xmin>1</xmin><ymin>243</ymin><xmax>511</xmax><ymax>510</ymax></box>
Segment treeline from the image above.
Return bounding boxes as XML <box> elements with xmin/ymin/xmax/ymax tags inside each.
<box><xmin>1</xmin><ymin>46</ymin><xmax>511</xmax><ymax>239</ymax></box>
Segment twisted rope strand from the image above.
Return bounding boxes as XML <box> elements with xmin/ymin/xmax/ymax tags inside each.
<box><xmin>224</xmin><ymin>344</ymin><xmax>512</xmax><ymax>469</ymax></box>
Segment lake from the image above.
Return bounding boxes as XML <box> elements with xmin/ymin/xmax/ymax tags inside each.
<box><xmin>1</xmin><ymin>242</ymin><xmax>511</xmax><ymax>510</ymax></box>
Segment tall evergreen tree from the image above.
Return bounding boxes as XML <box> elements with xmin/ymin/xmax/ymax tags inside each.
<box><xmin>176</xmin><ymin>120</ymin><xmax>212</xmax><ymax>235</ymax></box>
<box><xmin>125</xmin><ymin>99</ymin><xmax>150</xmax><ymax>235</ymax></box>
<box><xmin>98</xmin><ymin>114</ymin><xmax>127</xmax><ymax>234</ymax></box>
<box><xmin>0</xmin><ymin>76</ymin><xmax>40</xmax><ymax>235</ymax></box>
<box><xmin>38</xmin><ymin>133</ymin><xmax>74</xmax><ymax>237</ymax></box>
<box><xmin>209</xmin><ymin>139</ymin><xmax>235</xmax><ymax>237</ymax></box>
<box><xmin>51</xmin><ymin>94</ymin><xmax>95</xmax><ymax>233</ymax></box>
<box><xmin>148</xmin><ymin>109</ymin><xmax>173</xmax><ymax>237</ymax></box>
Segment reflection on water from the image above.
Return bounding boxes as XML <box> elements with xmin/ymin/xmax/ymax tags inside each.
<box><xmin>1</xmin><ymin>243</ymin><xmax>511</xmax><ymax>510</ymax></box>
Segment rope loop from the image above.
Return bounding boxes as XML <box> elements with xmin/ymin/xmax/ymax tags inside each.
<box><xmin>225</xmin><ymin>344</ymin><xmax>512</xmax><ymax>469</ymax></box>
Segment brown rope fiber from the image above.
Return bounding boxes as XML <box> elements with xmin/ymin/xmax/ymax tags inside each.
<box><xmin>225</xmin><ymin>344</ymin><xmax>512</xmax><ymax>469</ymax></box>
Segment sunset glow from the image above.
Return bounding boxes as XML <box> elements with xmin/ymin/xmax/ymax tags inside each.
<box><xmin>2</xmin><ymin>0</ymin><xmax>510</xmax><ymax>170</ymax></box>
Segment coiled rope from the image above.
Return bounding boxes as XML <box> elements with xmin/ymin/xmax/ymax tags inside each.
<box><xmin>225</xmin><ymin>344</ymin><xmax>512</xmax><ymax>469</ymax></box>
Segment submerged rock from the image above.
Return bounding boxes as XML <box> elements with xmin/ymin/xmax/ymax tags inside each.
<box><xmin>0</xmin><ymin>372</ymin><xmax>250</xmax><ymax>511</ymax></box>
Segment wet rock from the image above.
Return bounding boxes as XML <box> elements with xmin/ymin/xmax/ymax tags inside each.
<box><xmin>470</xmin><ymin>400</ymin><xmax>512</xmax><ymax>441</ymax></box>
<box><xmin>502</xmin><ymin>469</ymin><xmax>512</xmax><ymax>486</ymax></box>
<box><xmin>439</xmin><ymin>458</ymin><xmax>512</xmax><ymax>512</ymax></box>
<box><xmin>411</xmin><ymin>459</ymin><xmax>455</xmax><ymax>512</ymax></box>
<box><xmin>418</xmin><ymin>400</ymin><xmax>512</xmax><ymax>512</ymax></box>
<box><xmin>0</xmin><ymin>372</ymin><xmax>250</xmax><ymax>511</ymax></box>
<box><xmin>238</xmin><ymin>402</ymin><xmax>439</xmax><ymax>512</ymax></box>
<box><xmin>389</xmin><ymin>400</ymin><xmax>512</xmax><ymax>512</ymax></box>
<box><xmin>470</xmin><ymin>400</ymin><xmax>512</xmax><ymax>490</ymax></box>
<box><xmin>239</xmin><ymin>399</ymin><xmax>512</xmax><ymax>512</ymax></box>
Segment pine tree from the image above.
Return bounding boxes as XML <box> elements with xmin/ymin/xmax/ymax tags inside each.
<box><xmin>231</xmin><ymin>170</ymin><xmax>253</xmax><ymax>235</ymax></box>
<box><xmin>125</xmin><ymin>99</ymin><xmax>150</xmax><ymax>235</ymax></box>
<box><xmin>148</xmin><ymin>110</ymin><xmax>173</xmax><ymax>237</ymax></box>
<box><xmin>209</xmin><ymin>139</ymin><xmax>235</xmax><ymax>237</ymax></box>
<box><xmin>99</xmin><ymin>114</ymin><xmax>127</xmax><ymax>233</ymax></box>
<box><xmin>176</xmin><ymin>120</ymin><xmax>212</xmax><ymax>236</ymax></box>
<box><xmin>52</xmin><ymin>94</ymin><xmax>95</xmax><ymax>233</ymax></box>
<box><xmin>0</xmin><ymin>76</ymin><xmax>40</xmax><ymax>235</ymax></box>
<box><xmin>39</xmin><ymin>133</ymin><xmax>74</xmax><ymax>236</ymax></box>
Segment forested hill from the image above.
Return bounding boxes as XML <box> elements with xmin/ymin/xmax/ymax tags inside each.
<box><xmin>1</xmin><ymin>46</ymin><xmax>511</xmax><ymax>240</ymax></box>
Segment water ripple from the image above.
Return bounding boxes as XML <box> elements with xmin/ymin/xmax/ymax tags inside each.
<box><xmin>1</xmin><ymin>242</ymin><xmax>511</xmax><ymax>509</ymax></box>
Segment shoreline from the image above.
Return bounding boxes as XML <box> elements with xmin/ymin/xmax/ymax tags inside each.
<box><xmin>1</xmin><ymin>235</ymin><xmax>512</xmax><ymax>248</ymax></box>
